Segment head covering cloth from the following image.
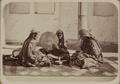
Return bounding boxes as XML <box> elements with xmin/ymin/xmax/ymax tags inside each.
<box><xmin>56</xmin><ymin>29</ymin><xmax>65</xmax><ymax>47</ymax></box>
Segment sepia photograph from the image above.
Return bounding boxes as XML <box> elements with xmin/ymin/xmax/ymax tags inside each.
<box><xmin>1</xmin><ymin>0</ymin><xmax>119</xmax><ymax>84</ymax></box>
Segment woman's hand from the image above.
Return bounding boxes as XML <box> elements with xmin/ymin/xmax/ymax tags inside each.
<box><xmin>47</xmin><ymin>54</ymin><xmax>59</xmax><ymax>59</ymax></box>
<box><xmin>83</xmin><ymin>53</ymin><xmax>90</xmax><ymax>57</ymax></box>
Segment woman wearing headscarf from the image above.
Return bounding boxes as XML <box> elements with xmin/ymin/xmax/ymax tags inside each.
<box><xmin>49</xmin><ymin>29</ymin><xmax>70</xmax><ymax>64</ymax></box>
<box><xmin>5</xmin><ymin>28</ymin><xmax>51</xmax><ymax>67</ymax></box>
<box><xmin>16</xmin><ymin>28</ymin><xmax>40</xmax><ymax>67</ymax></box>
<box><xmin>70</xmin><ymin>29</ymin><xmax>103</xmax><ymax>69</ymax></box>
<box><xmin>79</xmin><ymin>29</ymin><xmax>103</xmax><ymax>63</ymax></box>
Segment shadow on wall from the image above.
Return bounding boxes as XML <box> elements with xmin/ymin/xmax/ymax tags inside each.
<box><xmin>6</xmin><ymin>39</ymin><xmax>118</xmax><ymax>53</ymax></box>
<box><xmin>66</xmin><ymin>39</ymin><xmax>118</xmax><ymax>53</ymax></box>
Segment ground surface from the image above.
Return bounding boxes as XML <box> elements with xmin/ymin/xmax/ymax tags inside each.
<box><xmin>1</xmin><ymin>45</ymin><xmax>119</xmax><ymax>82</ymax></box>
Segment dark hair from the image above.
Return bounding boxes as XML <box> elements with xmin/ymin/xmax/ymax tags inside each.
<box><xmin>56</xmin><ymin>30</ymin><xmax>64</xmax><ymax>47</ymax></box>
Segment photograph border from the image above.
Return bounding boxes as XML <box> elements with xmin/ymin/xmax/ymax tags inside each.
<box><xmin>1</xmin><ymin>0</ymin><xmax>119</xmax><ymax>84</ymax></box>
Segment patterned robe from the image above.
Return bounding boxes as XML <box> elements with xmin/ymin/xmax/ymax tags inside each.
<box><xmin>70</xmin><ymin>37</ymin><xmax>103</xmax><ymax>69</ymax></box>
<box><xmin>12</xmin><ymin>38</ymin><xmax>51</xmax><ymax>67</ymax></box>
<box><xmin>81</xmin><ymin>37</ymin><xmax>103</xmax><ymax>63</ymax></box>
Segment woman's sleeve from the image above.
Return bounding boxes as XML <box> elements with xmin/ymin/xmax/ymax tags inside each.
<box><xmin>28</xmin><ymin>42</ymin><xmax>36</xmax><ymax>60</ymax></box>
<box><xmin>90</xmin><ymin>40</ymin><xmax>101</xmax><ymax>57</ymax></box>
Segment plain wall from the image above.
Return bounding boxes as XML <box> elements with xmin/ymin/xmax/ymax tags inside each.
<box><xmin>3</xmin><ymin>2</ymin><xmax>118</xmax><ymax>45</ymax></box>
<box><xmin>3</xmin><ymin>2</ymin><xmax>59</xmax><ymax>42</ymax></box>
<box><xmin>59</xmin><ymin>2</ymin><xmax>78</xmax><ymax>39</ymax></box>
<box><xmin>87</xmin><ymin>2</ymin><xmax>118</xmax><ymax>44</ymax></box>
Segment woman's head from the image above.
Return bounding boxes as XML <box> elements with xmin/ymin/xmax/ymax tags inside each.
<box><xmin>29</xmin><ymin>28</ymin><xmax>40</xmax><ymax>40</ymax></box>
<box><xmin>56</xmin><ymin>29</ymin><xmax>63</xmax><ymax>40</ymax></box>
<box><xmin>79</xmin><ymin>29</ymin><xmax>90</xmax><ymax>39</ymax></box>
<box><xmin>56</xmin><ymin>29</ymin><xmax>64</xmax><ymax>46</ymax></box>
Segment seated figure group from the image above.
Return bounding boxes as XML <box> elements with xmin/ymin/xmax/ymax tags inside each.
<box><xmin>5</xmin><ymin>28</ymin><xmax>103</xmax><ymax>69</ymax></box>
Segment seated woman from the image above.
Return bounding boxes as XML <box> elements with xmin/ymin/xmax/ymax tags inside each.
<box><xmin>79</xmin><ymin>29</ymin><xmax>103</xmax><ymax>63</ymax></box>
<box><xmin>49</xmin><ymin>29</ymin><xmax>70</xmax><ymax>64</ymax></box>
<box><xmin>70</xmin><ymin>29</ymin><xmax>103</xmax><ymax>69</ymax></box>
<box><xmin>5</xmin><ymin>28</ymin><xmax>51</xmax><ymax>67</ymax></box>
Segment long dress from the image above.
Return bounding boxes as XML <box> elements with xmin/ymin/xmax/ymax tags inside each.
<box><xmin>70</xmin><ymin>36</ymin><xmax>103</xmax><ymax>69</ymax></box>
<box><xmin>11</xmin><ymin>38</ymin><xmax>51</xmax><ymax>67</ymax></box>
<box><xmin>49</xmin><ymin>30</ymin><xmax>70</xmax><ymax>62</ymax></box>
<box><xmin>81</xmin><ymin>37</ymin><xmax>103</xmax><ymax>63</ymax></box>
